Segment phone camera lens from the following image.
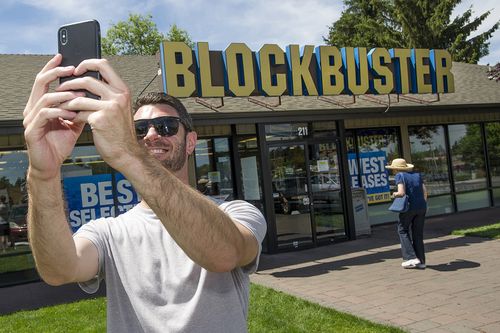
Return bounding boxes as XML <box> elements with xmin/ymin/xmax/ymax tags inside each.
<box><xmin>60</xmin><ymin>28</ymin><xmax>68</xmax><ymax>45</ymax></box>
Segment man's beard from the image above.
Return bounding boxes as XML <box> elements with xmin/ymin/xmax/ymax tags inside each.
<box><xmin>160</xmin><ymin>138</ymin><xmax>187</xmax><ymax>172</ymax></box>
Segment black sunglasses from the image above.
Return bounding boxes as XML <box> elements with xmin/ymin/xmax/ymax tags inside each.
<box><xmin>134</xmin><ymin>116</ymin><xmax>190</xmax><ymax>139</ymax></box>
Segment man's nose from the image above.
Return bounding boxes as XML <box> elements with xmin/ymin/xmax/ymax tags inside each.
<box><xmin>143</xmin><ymin>125</ymin><xmax>160</xmax><ymax>140</ymax></box>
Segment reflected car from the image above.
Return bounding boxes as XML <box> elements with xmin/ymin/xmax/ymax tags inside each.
<box><xmin>311</xmin><ymin>174</ymin><xmax>341</xmax><ymax>192</ymax></box>
<box><xmin>8</xmin><ymin>204</ymin><xmax>28</xmax><ymax>244</ymax></box>
<box><xmin>310</xmin><ymin>174</ymin><xmax>343</xmax><ymax>213</ymax></box>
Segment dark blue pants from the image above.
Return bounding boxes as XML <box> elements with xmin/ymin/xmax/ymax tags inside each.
<box><xmin>397</xmin><ymin>209</ymin><xmax>426</xmax><ymax>263</ymax></box>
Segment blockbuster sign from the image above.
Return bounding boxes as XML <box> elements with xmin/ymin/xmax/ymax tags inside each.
<box><xmin>160</xmin><ymin>42</ymin><xmax>455</xmax><ymax>98</ymax></box>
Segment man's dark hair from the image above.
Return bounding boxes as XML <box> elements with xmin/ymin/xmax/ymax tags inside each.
<box><xmin>133</xmin><ymin>92</ymin><xmax>193</xmax><ymax>131</ymax></box>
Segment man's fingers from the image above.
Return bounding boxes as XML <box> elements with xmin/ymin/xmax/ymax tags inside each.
<box><xmin>59</xmin><ymin>96</ymin><xmax>105</xmax><ymax>112</ymax></box>
<box><xmin>56</xmin><ymin>76</ymin><xmax>115</xmax><ymax>100</ymax></box>
<box><xmin>24</xmin><ymin>107</ymin><xmax>78</xmax><ymax>133</ymax></box>
<box><xmin>74</xmin><ymin>58</ymin><xmax>128</xmax><ymax>92</ymax></box>
<box><xmin>39</xmin><ymin>54</ymin><xmax>63</xmax><ymax>74</ymax></box>
<box><xmin>26</xmin><ymin>65</ymin><xmax>76</xmax><ymax>116</ymax></box>
<box><xmin>24</xmin><ymin>91</ymin><xmax>84</xmax><ymax>125</ymax></box>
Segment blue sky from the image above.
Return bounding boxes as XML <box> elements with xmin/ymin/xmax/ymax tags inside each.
<box><xmin>0</xmin><ymin>0</ymin><xmax>498</xmax><ymax>65</ymax></box>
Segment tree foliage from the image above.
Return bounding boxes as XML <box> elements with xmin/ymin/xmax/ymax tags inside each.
<box><xmin>325</xmin><ymin>0</ymin><xmax>401</xmax><ymax>49</ymax></box>
<box><xmin>102</xmin><ymin>14</ymin><xmax>164</xmax><ymax>55</ymax></box>
<box><xmin>102</xmin><ymin>14</ymin><xmax>194</xmax><ymax>55</ymax></box>
<box><xmin>166</xmin><ymin>24</ymin><xmax>195</xmax><ymax>49</ymax></box>
<box><xmin>325</xmin><ymin>0</ymin><xmax>499</xmax><ymax>64</ymax></box>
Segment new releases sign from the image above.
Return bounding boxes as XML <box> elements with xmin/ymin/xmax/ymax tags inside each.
<box><xmin>160</xmin><ymin>42</ymin><xmax>454</xmax><ymax>98</ymax></box>
<box><xmin>63</xmin><ymin>174</ymin><xmax>140</xmax><ymax>232</ymax></box>
<box><xmin>348</xmin><ymin>151</ymin><xmax>390</xmax><ymax>204</ymax></box>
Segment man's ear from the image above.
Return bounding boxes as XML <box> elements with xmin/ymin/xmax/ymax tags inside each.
<box><xmin>186</xmin><ymin>131</ymin><xmax>197</xmax><ymax>155</ymax></box>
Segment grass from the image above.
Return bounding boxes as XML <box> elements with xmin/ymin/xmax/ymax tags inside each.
<box><xmin>0</xmin><ymin>297</ymin><xmax>106</xmax><ymax>333</ymax></box>
<box><xmin>0</xmin><ymin>284</ymin><xmax>405</xmax><ymax>333</ymax></box>
<box><xmin>451</xmin><ymin>222</ymin><xmax>500</xmax><ymax>239</ymax></box>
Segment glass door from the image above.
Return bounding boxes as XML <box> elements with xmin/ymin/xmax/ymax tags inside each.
<box><xmin>269</xmin><ymin>144</ymin><xmax>313</xmax><ymax>248</ymax></box>
<box><xmin>308</xmin><ymin>142</ymin><xmax>346</xmax><ymax>240</ymax></box>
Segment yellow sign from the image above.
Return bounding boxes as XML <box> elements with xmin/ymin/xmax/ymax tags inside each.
<box><xmin>160</xmin><ymin>42</ymin><xmax>455</xmax><ymax>98</ymax></box>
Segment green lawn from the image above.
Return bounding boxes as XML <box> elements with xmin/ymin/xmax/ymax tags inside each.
<box><xmin>0</xmin><ymin>283</ymin><xmax>405</xmax><ymax>333</ymax></box>
<box><xmin>451</xmin><ymin>222</ymin><xmax>500</xmax><ymax>239</ymax></box>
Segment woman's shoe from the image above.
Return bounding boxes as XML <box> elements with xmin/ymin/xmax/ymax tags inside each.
<box><xmin>401</xmin><ymin>258</ymin><xmax>421</xmax><ymax>268</ymax></box>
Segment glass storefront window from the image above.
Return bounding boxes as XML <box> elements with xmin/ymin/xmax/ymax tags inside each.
<box><xmin>346</xmin><ymin>128</ymin><xmax>399</xmax><ymax>225</ymax></box>
<box><xmin>237</xmin><ymin>136</ymin><xmax>262</xmax><ymax>210</ymax></box>
<box><xmin>269</xmin><ymin>144</ymin><xmax>313</xmax><ymax>248</ymax></box>
<box><xmin>0</xmin><ymin>145</ymin><xmax>139</xmax><ymax>287</ymax></box>
<box><xmin>311</xmin><ymin>121</ymin><xmax>337</xmax><ymax>138</ymax></box>
<box><xmin>409</xmin><ymin>125</ymin><xmax>453</xmax><ymax>215</ymax></box>
<box><xmin>0</xmin><ymin>150</ymin><xmax>31</xmax><ymax>286</ymax></box>
<box><xmin>194</xmin><ymin>138</ymin><xmax>234</xmax><ymax>201</ymax></box>
<box><xmin>237</xmin><ymin>135</ymin><xmax>267</xmax><ymax>252</ymax></box>
<box><xmin>308</xmin><ymin>142</ymin><xmax>346</xmax><ymax>239</ymax></box>
<box><xmin>449</xmin><ymin>124</ymin><xmax>489</xmax><ymax>211</ymax></box>
<box><xmin>265</xmin><ymin>123</ymin><xmax>310</xmax><ymax>141</ymax></box>
<box><xmin>487</xmin><ymin>122</ymin><xmax>500</xmax><ymax>206</ymax></box>
<box><xmin>486</xmin><ymin>122</ymin><xmax>500</xmax><ymax>188</ymax></box>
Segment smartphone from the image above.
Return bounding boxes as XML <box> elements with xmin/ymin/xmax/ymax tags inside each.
<box><xmin>58</xmin><ymin>20</ymin><xmax>101</xmax><ymax>99</ymax></box>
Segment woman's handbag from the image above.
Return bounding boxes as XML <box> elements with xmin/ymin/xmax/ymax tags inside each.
<box><xmin>389</xmin><ymin>195</ymin><xmax>410</xmax><ymax>212</ymax></box>
<box><xmin>388</xmin><ymin>173</ymin><xmax>410</xmax><ymax>212</ymax></box>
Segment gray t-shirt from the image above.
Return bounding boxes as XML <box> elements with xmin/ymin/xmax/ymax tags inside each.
<box><xmin>74</xmin><ymin>200</ymin><xmax>266</xmax><ymax>333</ymax></box>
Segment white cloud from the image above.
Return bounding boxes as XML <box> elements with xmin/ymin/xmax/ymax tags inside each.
<box><xmin>1</xmin><ymin>0</ymin><xmax>498</xmax><ymax>64</ymax></box>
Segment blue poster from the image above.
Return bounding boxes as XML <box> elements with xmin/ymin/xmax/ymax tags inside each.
<box><xmin>348</xmin><ymin>151</ymin><xmax>391</xmax><ymax>203</ymax></box>
<box><xmin>63</xmin><ymin>173</ymin><xmax>140</xmax><ymax>232</ymax></box>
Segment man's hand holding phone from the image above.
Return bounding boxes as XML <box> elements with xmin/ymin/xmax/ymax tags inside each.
<box><xmin>24</xmin><ymin>19</ymin><xmax>142</xmax><ymax>179</ymax></box>
<box><xmin>57</xmin><ymin>58</ymin><xmax>140</xmax><ymax>173</ymax></box>
<box><xmin>23</xmin><ymin>54</ymin><xmax>86</xmax><ymax>181</ymax></box>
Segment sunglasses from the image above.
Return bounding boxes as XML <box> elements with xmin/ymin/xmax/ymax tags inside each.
<box><xmin>134</xmin><ymin>116</ymin><xmax>190</xmax><ymax>139</ymax></box>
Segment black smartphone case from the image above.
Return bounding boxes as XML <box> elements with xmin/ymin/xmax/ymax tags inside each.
<box><xmin>58</xmin><ymin>20</ymin><xmax>101</xmax><ymax>98</ymax></box>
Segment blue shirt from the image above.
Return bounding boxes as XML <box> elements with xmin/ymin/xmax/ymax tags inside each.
<box><xmin>395</xmin><ymin>172</ymin><xmax>427</xmax><ymax>211</ymax></box>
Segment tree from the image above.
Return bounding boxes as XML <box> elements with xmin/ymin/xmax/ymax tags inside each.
<box><xmin>325</xmin><ymin>0</ymin><xmax>401</xmax><ymax>49</ymax></box>
<box><xmin>102</xmin><ymin>14</ymin><xmax>194</xmax><ymax>55</ymax></box>
<box><xmin>394</xmin><ymin>0</ymin><xmax>499</xmax><ymax>63</ymax></box>
<box><xmin>166</xmin><ymin>24</ymin><xmax>195</xmax><ymax>49</ymax></box>
<box><xmin>102</xmin><ymin>14</ymin><xmax>165</xmax><ymax>55</ymax></box>
<box><xmin>324</xmin><ymin>0</ymin><xmax>499</xmax><ymax>64</ymax></box>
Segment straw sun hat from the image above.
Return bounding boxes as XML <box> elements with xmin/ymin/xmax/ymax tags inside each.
<box><xmin>386</xmin><ymin>158</ymin><xmax>414</xmax><ymax>171</ymax></box>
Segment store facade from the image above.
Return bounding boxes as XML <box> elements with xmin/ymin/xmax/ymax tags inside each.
<box><xmin>1</xmin><ymin>50</ymin><xmax>500</xmax><ymax>291</ymax></box>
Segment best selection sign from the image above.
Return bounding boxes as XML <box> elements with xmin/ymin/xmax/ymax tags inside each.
<box><xmin>63</xmin><ymin>174</ymin><xmax>140</xmax><ymax>232</ymax></box>
<box><xmin>160</xmin><ymin>42</ymin><xmax>455</xmax><ymax>98</ymax></box>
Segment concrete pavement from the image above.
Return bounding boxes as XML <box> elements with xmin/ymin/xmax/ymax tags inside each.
<box><xmin>251</xmin><ymin>207</ymin><xmax>500</xmax><ymax>333</ymax></box>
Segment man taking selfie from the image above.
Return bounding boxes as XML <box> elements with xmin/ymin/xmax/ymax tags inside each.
<box><xmin>23</xmin><ymin>54</ymin><xmax>266</xmax><ymax>332</ymax></box>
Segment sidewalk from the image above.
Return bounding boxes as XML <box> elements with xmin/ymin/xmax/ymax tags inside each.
<box><xmin>251</xmin><ymin>207</ymin><xmax>500</xmax><ymax>333</ymax></box>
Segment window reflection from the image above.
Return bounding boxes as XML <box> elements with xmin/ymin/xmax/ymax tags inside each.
<box><xmin>449</xmin><ymin>124</ymin><xmax>487</xmax><ymax>191</ymax></box>
<box><xmin>409</xmin><ymin>125</ymin><xmax>453</xmax><ymax>215</ymax></box>
<box><xmin>486</xmin><ymin>122</ymin><xmax>500</xmax><ymax>188</ymax></box>
<box><xmin>345</xmin><ymin>128</ymin><xmax>399</xmax><ymax>225</ymax></box>
<box><xmin>195</xmin><ymin>138</ymin><xmax>234</xmax><ymax>201</ymax></box>
<box><xmin>449</xmin><ymin>124</ymin><xmax>489</xmax><ymax>211</ymax></box>
<box><xmin>0</xmin><ymin>150</ymin><xmax>32</xmax><ymax>286</ymax></box>
<box><xmin>409</xmin><ymin>126</ymin><xmax>451</xmax><ymax>194</ymax></box>
<box><xmin>0</xmin><ymin>146</ymin><xmax>129</xmax><ymax>287</ymax></box>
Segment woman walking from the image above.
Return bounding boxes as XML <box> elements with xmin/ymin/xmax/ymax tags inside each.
<box><xmin>387</xmin><ymin>158</ymin><xmax>428</xmax><ymax>269</ymax></box>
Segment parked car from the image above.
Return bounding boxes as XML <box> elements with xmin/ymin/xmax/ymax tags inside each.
<box><xmin>8</xmin><ymin>204</ymin><xmax>28</xmax><ymax>244</ymax></box>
